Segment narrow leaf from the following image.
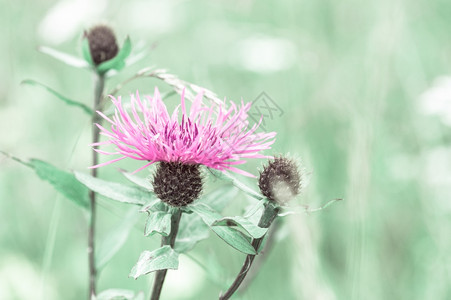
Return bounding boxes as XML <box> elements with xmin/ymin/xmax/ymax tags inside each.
<box><xmin>96</xmin><ymin>208</ymin><xmax>140</xmax><ymax>270</ymax></box>
<box><xmin>22</xmin><ymin>79</ymin><xmax>93</xmax><ymax>115</ymax></box>
<box><xmin>278</xmin><ymin>198</ymin><xmax>343</xmax><ymax>217</ymax></box>
<box><xmin>97</xmin><ymin>37</ymin><xmax>132</xmax><ymax>74</ymax></box>
<box><xmin>31</xmin><ymin>159</ymin><xmax>90</xmax><ymax>209</ymax></box>
<box><xmin>119</xmin><ymin>169</ymin><xmax>153</xmax><ymax>191</ymax></box>
<box><xmin>74</xmin><ymin>171</ymin><xmax>152</xmax><ymax>205</ymax></box>
<box><xmin>189</xmin><ymin>203</ymin><xmax>256</xmax><ymax>255</ymax></box>
<box><xmin>198</xmin><ymin>185</ymin><xmax>238</xmax><ymax>212</ymax></box>
<box><xmin>81</xmin><ymin>37</ymin><xmax>94</xmax><ymax>66</ymax></box>
<box><xmin>129</xmin><ymin>246</ymin><xmax>179</xmax><ymax>279</ymax></box>
<box><xmin>39</xmin><ymin>46</ymin><xmax>90</xmax><ymax>68</ymax></box>
<box><xmin>174</xmin><ymin>213</ymin><xmax>210</xmax><ymax>253</ymax></box>
<box><xmin>140</xmin><ymin>200</ymin><xmax>166</xmax><ymax>213</ymax></box>
<box><xmin>212</xmin><ymin>216</ymin><xmax>268</xmax><ymax>239</ymax></box>
<box><xmin>144</xmin><ymin>211</ymin><xmax>172</xmax><ymax>237</ymax></box>
<box><xmin>209</xmin><ymin>169</ymin><xmax>263</xmax><ymax>200</ymax></box>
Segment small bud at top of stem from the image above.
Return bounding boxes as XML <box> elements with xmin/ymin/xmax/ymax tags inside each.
<box><xmin>85</xmin><ymin>25</ymin><xmax>119</xmax><ymax>65</ymax></box>
<box><xmin>258</xmin><ymin>156</ymin><xmax>301</xmax><ymax>204</ymax></box>
<box><xmin>152</xmin><ymin>162</ymin><xmax>203</xmax><ymax>207</ymax></box>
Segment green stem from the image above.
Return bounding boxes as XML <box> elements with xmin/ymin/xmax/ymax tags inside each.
<box><xmin>88</xmin><ymin>73</ymin><xmax>105</xmax><ymax>299</ymax></box>
<box><xmin>219</xmin><ymin>202</ymin><xmax>279</xmax><ymax>300</ymax></box>
<box><xmin>150</xmin><ymin>209</ymin><xmax>183</xmax><ymax>300</ymax></box>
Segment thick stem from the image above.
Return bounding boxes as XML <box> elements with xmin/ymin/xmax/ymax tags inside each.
<box><xmin>150</xmin><ymin>209</ymin><xmax>183</xmax><ymax>300</ymax></box>
<box><xmin>219</xmin><ymin>202</ymin><xmax>279</xmax><ymax>300</ymax></box>
<box><xmin>88</xmin><ymin>73</ymin><xmax>105</xmax><ymax>299</ymax></box>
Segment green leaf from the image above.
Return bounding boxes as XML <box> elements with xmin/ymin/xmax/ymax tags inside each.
<box><xmin>198</xmin><ymin>185</ymin><xmax>238</xmax><ymax>212</ymax></box>
<box><xmin>21</xmin><ymin>79</ymin><xmax>93</xmax><ymax>115</ymax></box>
<box><xmin>0</xmin><ymin>154</ymin><xmax>89</xmax><ymax>209</ymax></box>
<box><xmin>129</xmin><ymin>246</ymin><xmax>179</xmax><ymax>279</ymax></box>
<box><xmin>119</xmin><ymin>169</ymin><xmax>153</xmax><ymax>191</ymax></box>
<box><xmin>38</xmin><ymin>46</ymin><xmax>90</xmax><ymax>68</ymax></box>
<box><xmin>174</xmin><ymin>213</ymin><xmax>210</xmax><ymax>253</ymax></box>
<box><xmin>189</xmin><ymin>203</ymin><xmax>256</xmax><ymax>255</ymax></box>
<box><xmin>96</xmin><ymin>208</ymin><xmax>140</xmax><ymax>270</ymax></box>
<box><xmin>140</xmin><ymin>200</ymin><xmax>166</xmax><ymax>213</ymax></box>
<box><xmin>74</xmin><ymin>171</ymin><xmax>152</xmax><ymax>205</ymax></box>
<box><xmin>96</xmin><ymin>289</ymin><xmax>144</xmax><ymax>300</ymax></box>
<box><xmin>212</xmin><ymin>216</ymin><xmax>268</xmax><ymax>239</ymax></box>
<box><xmin>144</xmin><ymin>211</ymin><xmax>172</xmax><ymax>237</ymax></box>
<box><xmin>81</xmin><ymin>37</ymin><xmax>94</xmax><ymax>66</ymax></box>
<box><xmin>97</xmin><ymin>37</ymin><xmax>132</xmax><ymax>74</ymax></box>
<box><xmin>209</xmin><ymin>169</ymin><xmax>263</xmax><ymax>200</ymax></box>
<box><xmin>30</xmin><ymin>159</ymin><xmax>89</xmax><ymax>209</ymax></box>
<box><xmin>173</xmin><ymin>186</ymin><xmax>237</xmax><ymax>253</ymax></box>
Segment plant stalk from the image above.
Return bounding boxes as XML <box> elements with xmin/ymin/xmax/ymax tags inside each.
<box><xmin>88</xmin><ymin>72</ymin><xmax>105</xmax><ymax>299</ymax></box>
<box><xmin>150</xmin><ymin>209</ymin><xmax>183</xmax><ymax>300</ymax></box>
<box><xmin>219</xmin><ymin>202</ymin><xmax>279</xmax><ymax>300</ymax></box>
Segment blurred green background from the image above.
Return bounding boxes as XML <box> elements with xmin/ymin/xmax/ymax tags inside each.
<box><xmin>1</xmin><ymin>0</ymin><xmax>451</xmax><ymax>299</ymax></box>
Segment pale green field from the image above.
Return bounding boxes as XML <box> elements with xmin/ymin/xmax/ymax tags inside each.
<box><xmin>1</xmin><ymin>0</ymin><xmax>450</xmax><ymax>299</ymax></box>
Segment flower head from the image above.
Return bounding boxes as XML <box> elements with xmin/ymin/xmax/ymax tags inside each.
<box><xmin>92</xmin><ymin>88</ymin><xmax>276</xmax><ymax>177</ymax></box>
<box><xmin>258</xmin><ymin>156</ymin><xmax>301</xmax><ymax>204</ymax></box>
<box><xmin>85</xmin><ymin>25</ymin><xmax>119</xmax><ymax>65</ymax></box>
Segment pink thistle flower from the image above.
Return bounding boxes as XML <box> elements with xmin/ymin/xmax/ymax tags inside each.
<box><xmin>91</xmin><ymin>88</ymin><xmax>276</xmax><ymax>177</ymax></box>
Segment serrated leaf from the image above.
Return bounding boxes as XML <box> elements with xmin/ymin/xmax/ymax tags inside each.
<box><xmin>209</xmin><ymin>169</ymin><xmax>263</xmax><ymax>200</ymax></box>
<box><xmin>96</xmin><ymin>289</ymin><xmax>144</xmax><ymax>300</ymax></box>
<box><xmin>212</xmin><ymin>216</ymin><xmax>268</xmax><ymax>239</ymax></box>
<box><xmin>174</xmin><ymin>213</ymin><xmax>210</xmax><ymax>253</ymax></box>
<box><xmin>119</xmin><ymin>169</ymin><xmax>153</xmax><ymax>191</ymax></box>
<box><xmin>97</xmin><ymin>37</ymin><xmax>132</xmax><ymax>74</ymax></box>
<box><xmin>30</xmin><ymin>159</ymin><xmax>90</xmax><ymax>209</ymax></box>
<box><xmin>81</xmin><ymin>37</ymin><xmax>94</xmax><ymax>66</ymax></box>
<box><xmin>198</xmin><ymin>185</ymin><xmax>238</xmax><ymax>212</ymax></box>
<box><xmin>96</xmin><ymin>208</ymin><xmax>140</xmax><ymax>270</ymax></box>
<box><xmin>189</xmin><ymin>203</ymin><xmax>256</xmax><ymax>255</ymax></box>
<box><xmin>74</xmin><ymin>171</ymin><xmax>152</xmax><ymax>205</ymax></box>
<box><xmin>144</xmin><ymin>211</ymin><xmax>172</xmax><ymax>237</ymax></box>
<box><xmin>129</xmin><ymin>246</ymin><xmax>179</xmax><ymax>279</ymax></box>
<box><xmin>22</xmin><ymin>79</ymin><xmax>93</xmax><ymax>115</ymax></box>
<box><xmin>39</xmin><ymin>46</ymin><xmax>90</xmax><ymax>68</ymax></box>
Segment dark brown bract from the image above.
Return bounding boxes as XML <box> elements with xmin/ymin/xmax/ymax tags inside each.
<box><xmin>258</xmin><ymin>157</ymin><xmax>301</xmax><ymax>204</ymax></box>
<box><xmin>86</xmin><ymin>25</ymin><xmax>119</xmax><ymax>65</ymax></box>
<box><xmin>152</xmin><ymin>162</ymin><xmax>203</xmax><ymax>207</ymax></box>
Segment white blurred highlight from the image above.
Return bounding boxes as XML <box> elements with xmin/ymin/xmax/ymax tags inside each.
<box><xmin>124</xmin><ymin>1</ymin><xmax>180</xmax><ymax>34</ymax></box>
<box><xmin>38</xmin><ymin>0</ymin><xmax>107</xmax><ymax>45</ymax></box>
<box><xmin>419</xmin><ymin>76</ymin><xmax>451</xmax><ymax>126</ymax></box>
<box><xmin>163</xmin><ymin>254</ymin><xmax>205</xmax><ymax>299</ymax></box>
<box><xmin>231</xmin><ymin>36</ymin><xmax>297</xmax><ymax>72</ymax></box>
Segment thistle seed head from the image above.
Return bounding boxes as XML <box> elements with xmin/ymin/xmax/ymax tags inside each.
<box><xmin>258</xmin><ymin>156</ymin><xmax>301</xmax><ymax>204</ymax></box>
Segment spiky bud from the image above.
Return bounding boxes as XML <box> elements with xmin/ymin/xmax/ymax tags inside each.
<box><xmin>258</xmin><ymin>157</ymin><xmax>301</xmax><ymax>204</ymax></box>
<box><xmin>152</xmin><ymin>162</ymin><xmax>203</xmax><ymax>207</ymax></box>
<box><xmin>85</xmin><ymin>25</ymin><xmax>119</xmax><ymax>65</ymax></box>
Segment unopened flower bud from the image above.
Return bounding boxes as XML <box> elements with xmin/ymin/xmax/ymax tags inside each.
<box><xmin>258</xmin><ymin>157</ymin><xmax>301</xmax><ymax>204</ymax></box>
<box><xmin>152</xmin><ymin>162</ymin><xmax>203</xmax><ymax>207</ymax></box>
<box><xmin>85</xmin><ymin>25</ymin><xmax>119</xmax><ymax>65</ymax></box>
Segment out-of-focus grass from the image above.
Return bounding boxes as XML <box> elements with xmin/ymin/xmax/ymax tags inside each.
<box><xmin>1</xmin><ymin>0</ymin><xmax>451</xmax><ymax>299</ymax></box>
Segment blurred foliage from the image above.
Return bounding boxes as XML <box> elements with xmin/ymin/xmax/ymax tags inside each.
<box><xmin>1</xmin><ymin>0</ymin><xmax>451</xmax><ymax>299</ymax></box>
